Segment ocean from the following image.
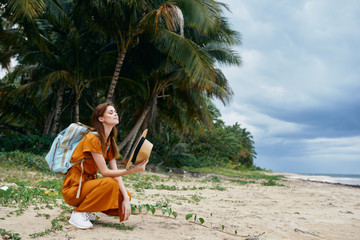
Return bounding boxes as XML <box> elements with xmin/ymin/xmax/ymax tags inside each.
<box><xmin>292</xmin><ymin>173</ymin><xmax>360</xmax><ymax>187</ymax></box>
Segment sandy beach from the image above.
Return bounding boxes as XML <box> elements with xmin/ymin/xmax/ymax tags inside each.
<box><xmin>1</xmin><ymin>171</ymin><xmax>360</xmax><ymax>240</ymax></box>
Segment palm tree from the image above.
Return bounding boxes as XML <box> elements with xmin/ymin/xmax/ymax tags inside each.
<box><xmin>0</xmin><ymin>0</ymin><xmax>53</xmax><ymax>133</ymax></box>
<box><xmin>0</xmin><ymin>0</ymin><xmax>64</xmax><ymax>58</ymax></box>
<box><xmin>74</xmin><ymin>0</ymin><xmax>144</xmax><ymax>102</ymax></box>
<box><xmin>149</xmin><ymin>3</ymin><xmax>241</xmax><ymax>127</ymax></box>
<box><xmin>66</xmin><ymin>0</ymin><xmax>223</xmax><ymax>153</ymax></box>
<box><xmin>108</xmin><ymin>0</ymin><xmax>240</xmax><ymax>159</ymax></box>
<box><xmin>1</xmin><ymin>0</ymin><xmax>109</xmax><ymax>134</ymax></box>
<box><xmin>75</xmin><ymin>0</ymin><xmax>227</xmax><ymax>103</ymax></box>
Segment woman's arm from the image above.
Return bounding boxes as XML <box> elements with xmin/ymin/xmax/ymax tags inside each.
<box><xmin>91</xmin><ymin>152</ymin><xmax>148</xmax><ymax>178</ymax></box>
<box><xmin>108</xmin><ymin>158</ymin><xmax>135</xmax><ymax>221</ymax></box>
<box><xmin>108</xmin><ymin>159</ymin><xmax>129</xmax><ymax>199</ymax></box>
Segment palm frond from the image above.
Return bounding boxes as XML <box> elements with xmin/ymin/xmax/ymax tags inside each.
<box><xmin>204</xmin><ymin>44</ymin><xmax>241</xmax><ymax>66</ymax></box>
<box><xmin>174</xmin><ymin>0</ymin><xmax>221</xmax><ymax>34</ymax></box>
<box><xmin>6</xmin><ymin>0</ymin><xmax>46</xmax><ymax>22</ymax></box>
<box><xmin>154</xmin><ymin>29</ymin><xmax>216</xmax><ymax>90</ymax></box>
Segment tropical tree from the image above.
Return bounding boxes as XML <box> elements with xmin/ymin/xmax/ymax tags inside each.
<box><xmin>74</xmin><ymin>0</ymin><xmax>145</xmax><ymax>102</ymax></box>
<box><xmin>115</xmin><ymin>1</ymin><xmax>240</xmax><ymax>156</ymax></box>
<box><xmin>1</xmin><ymin>0</ymin><xmax>108</xmax><ymax>134</ymax></box>
<box><xmin>0</xmin><ymin>0</ymin><xmax>50</xmax><ymax>133</ymax></box>
<box><xmin>125</xmin><ymin>1</ymin><xmax>239</xmax><ymax>145</ymax></box>
<box><xmin>0</xmin><ymin>0</ymin><xmax>63</xmax><ymax>62</ymax></box>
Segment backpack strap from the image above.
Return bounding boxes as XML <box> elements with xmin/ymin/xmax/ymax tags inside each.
<box><xmin>60</xmin><ymin>124</ymin><xmax>78</xmax><ymax>167</ymax></box>
<box><xmin>60</xmin><ymin>124</ymin><xmax>77</xmax><ymax>149</ymax></box>
<box><xmin>92</xmin><ymin>131</ymin><xmax>111</xmax><ymax>152</ymax></box>
<box><xmin>75</xmin><ymin>158</ymin><xmax>86</xmax><ymax>199</ymax></box>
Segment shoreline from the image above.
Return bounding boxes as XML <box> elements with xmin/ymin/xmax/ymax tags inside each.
<box><xmin>275</xmin><ymin>172</ymin><xmax>360</xmax><ymax>188</ymax></box>
<box><xmin>161</xmin><ymin>165</ymin><xmax>360</xmax><ymax>188</ymax></box>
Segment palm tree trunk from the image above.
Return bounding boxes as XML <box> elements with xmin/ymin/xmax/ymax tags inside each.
<box><xmin>106</xmin><ymin>48</ymin><xmax>127</xmax><ymax>102</ymax></box>
<box><xmin>43</xmin><ymin>108</ymin><xmax>55</xmax><ymax>135</ymax></box>
<box><xmin>118</xmin><ymin>105</ymin><xmax>151</xmax><ymax>153</ymax></box>
<box><xmin>119</xmin><ymin>94</ymin><xmax>158</xmax><ymax>160</ymax></box>
<box><xmin>50</xmin><ymin>81</ymin><xmax>65</xmax><ymax>135</ymax></box>
<box><xmin>75</xmin><ymin>98</ymin><xmax>79</xmax><ymax>122</ymax></box>
<box><xmin>121</xmin><ymin>129</ymin><xmax>140</xmax><ymax>161</ymax></box>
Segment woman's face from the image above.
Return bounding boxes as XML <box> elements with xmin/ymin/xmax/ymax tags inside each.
<box><xmin>99</xmin><ymin>105</ymin><xmax>119</xmax><ymax>127</ymax></box>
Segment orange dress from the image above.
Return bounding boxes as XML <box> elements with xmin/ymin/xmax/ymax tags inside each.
<box><xmin>62</xmin><ymin>133</ymin><xmax>131</xmax><ymax>222</ymax></box>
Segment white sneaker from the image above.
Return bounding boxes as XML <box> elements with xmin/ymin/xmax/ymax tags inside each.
<box><xmin>69</xmin><ymin>211</ymin><xmax>93</xmax><ymax>229</ymax></box>
<box><xmin>86</xmin><ymin>212</ymin><xmax>96</xmax><ymax>221</ymax></box>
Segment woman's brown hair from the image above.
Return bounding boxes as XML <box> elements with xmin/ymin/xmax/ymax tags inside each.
<box><xmin>91</xmin><ymin>102</ymin><xmax>120</xmax><ymax>159</ymax></box>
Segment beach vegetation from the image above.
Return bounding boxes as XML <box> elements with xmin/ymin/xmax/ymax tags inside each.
<box><xmin>261</xmin><ymin>179</ymin><xmax>285</xmax><ymax>187</ymax></box>
<box><xmin>185</xmin><ymin>213</ymin><xmax>205</xmax><ymax>226</ymax></box>
<box><xmin>148</xmin><ymin>118</ymin><xmax>256</xmax><ymax>168</ymax></box>
<box><xmin>184</xmin><ymin>166</ymin><xmax>283</xmax><ymax>181</ymax></box>
<box><xmin>0</xmin><ymin>228</ymin><xmax>21</xmax><ymax>240</ymax></box>
<box><xmin>96</xmin><ymin>222</ymin><xmax>134</xmax><ymax>231</ymax></box>
<box><xmin>0</xmin><ymin>149</ymin><xmax>282</xmax><ymax>238</ymax></box>
<box><xmin>130</xmin><ymin>202</ymin><xmax>178</xmax><ymax>219</ymax></box>
<box><xmin>29</xmin><ymin>203</ymin><xmax>73</xmax><ymax>238</ymax></box>
<box><xmin>0</xmin><ymin>151</ymin><xmax>55</xmax><ymax>174</ymax></box>
<box><xmin>210</xmin><ymin>185</ymin><xmax>226</xmax><ymax>191</ymax></box>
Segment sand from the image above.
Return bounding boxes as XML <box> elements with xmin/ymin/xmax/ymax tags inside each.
<box><xmin>1</xmin><ymin>171</ymin><xmax>360</xmax><ymax>240</ymax></box>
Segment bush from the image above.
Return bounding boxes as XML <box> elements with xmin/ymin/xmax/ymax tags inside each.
<box><xmin>0</xmin><ymin>151</ymin><xmax>54</xmax><ymax>174</ymax></box>
<box><xmin>148</xmin><ymin>121</ymin><xmax>256</xmax><ymax>169</ymax></box>
<box><xmin>185</xmin><ymin>123</ymin><xmax>256</xmax><ymax>168</ymax></box>
<box><xmin>0</xmin><ymin>134</ymin><xmax>54</xmax><ymax>154</ymax></box>
<box><xmin>148</xmin><ymin>124</ymin><xmax>195</xmax><ymax>168</ymax></box>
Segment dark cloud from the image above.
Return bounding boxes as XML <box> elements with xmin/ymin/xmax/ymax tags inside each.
<box><xmin>256</xmin><ymin>102</ymin><xmax>360</xmax><ymax>138</ymax></box>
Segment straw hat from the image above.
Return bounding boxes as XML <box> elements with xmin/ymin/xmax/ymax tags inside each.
<box><xmin>126</xmin><ymin>129</ymin><xmax>153</xmax><ymax>169</ymax></box>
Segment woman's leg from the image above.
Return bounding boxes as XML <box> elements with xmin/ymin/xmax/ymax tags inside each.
<box><xmin>74</xmin><ymin>177</ymin><xmax>131</xmax><ymax>222</ymax></box>
<box><xmin>102</xmin><ymin>190</ymin><xmax>131</xmax><ymax>222</ymax></box>
<box><xmin>74</xmin><ymin>177</ymin><xmax>120</xmax><ymax>212</ymax></box>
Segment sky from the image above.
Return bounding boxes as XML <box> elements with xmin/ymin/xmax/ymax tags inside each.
<box><xmin>215</xmin><ymin>0</ymin><xmax>360</xmax><ymax>174</ymax></box>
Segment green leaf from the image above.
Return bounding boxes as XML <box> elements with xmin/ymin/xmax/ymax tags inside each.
<box><xmin>222</xmin><ymin>225</ymin><xmax>224</xmax><ymax>230</ymax></box>
<box><xmin>150</xmin><ymin>207</ymin><xmax>156</xmax><ymax>215</ymax></box>
<box><xmin>161</xmin><ymin>208</ymin><xmax>166</xmax><ymax>215</ymax></box>
<box><xmin>145</xmin><ymin>204</ymin><xmax>150</xmax><ymax>213</ymax></box>
<box><xmin>167</xmin><ymin>208</ymin><xmax>172</xmax><ymax>216</ymax></box>
<box><xmin>199</xmin><ymin>218</ymin><xmax>205</xmax><ymax>224</ymax></box>
<box><xmin>235</xmin><ymin>230</ymin><xmax>238</xmax><ymax>235</ymax></box>
<box><xmin>185</xmin><ymin>214</ymin><xmax>193</xmax><ymax>220</ymax></box>
<box><xmin>172</xmin><ymin>212</ymin><xmax>178</xmax><ymax>218</ymax></box>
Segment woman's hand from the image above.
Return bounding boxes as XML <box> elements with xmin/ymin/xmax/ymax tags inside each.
<box><xmin>131</xmin><ymin>159</ymin><xmax>149</xmax><ymax>173</ymax></box>
<box><xmin>122</xmin><ymin>196</ymin><xmax>131</xmax><ymax>220</ymax></box>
